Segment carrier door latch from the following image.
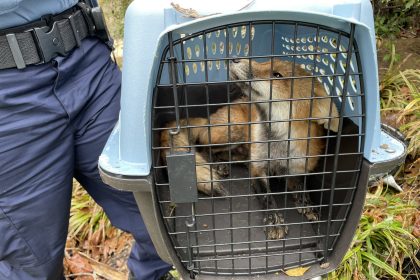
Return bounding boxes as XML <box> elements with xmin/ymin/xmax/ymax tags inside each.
<box><xmin>166</xmin><ymin>152</ymin><xmax>198</xmax><ymax>203</ymax></box>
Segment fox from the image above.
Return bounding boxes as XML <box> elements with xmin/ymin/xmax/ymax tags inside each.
<box><xmin>161</xmin><ymin>58</ymin><xmax>340</xmax><ymax>239</ymax></box>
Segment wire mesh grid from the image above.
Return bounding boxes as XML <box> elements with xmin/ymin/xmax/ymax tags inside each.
<box><xmin>151</xmin><ymin>20</ymin><xmax>365</xmax><ymax>277</ymax></box>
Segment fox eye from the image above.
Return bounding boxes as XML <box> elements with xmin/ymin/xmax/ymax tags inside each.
<box><xmin>273</xmin><ymin>72</ymin><xmax>283</xmax><ymax>78</ymax></box>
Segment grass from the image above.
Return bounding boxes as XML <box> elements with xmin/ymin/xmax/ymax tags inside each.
<box><xmin>327</xmin><ymin>184</ymin><xmax>419</xmax><ymax>279</ymax></box>
<box><xmin>380</xmin><ymin>46</ymin><xmax>420</xmax><ymax>159</ymax></box>
<box><xmin>380</xmin><ymin>67</ymin><xmax>420</xmax><ymax>157</ymax></box>
<box><xmin>328</xmin><ymin>44</ymin><xmax>420</xmax><ymax>279</ymax></box>
<box><xmin>69</xmin><ymin>180</ymin><xmax>116</xmax><ymax>243</ymax></box>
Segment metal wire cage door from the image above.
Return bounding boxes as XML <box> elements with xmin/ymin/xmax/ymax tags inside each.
<box><xmin>151</xmin><ymin>21</ymin><xmax>365</xmax><ymax>277</ymax></box>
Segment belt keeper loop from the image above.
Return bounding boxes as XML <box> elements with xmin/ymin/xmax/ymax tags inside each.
<box><xmin>6</xmin><ymin>34</ymin><xmax>26</xmax><ymax>69</ymax></box>
<box><xmin>76</xmin><ymin>2</ymin><xmax>96</xmax><ymax>36</ymax></box>
<box><xmin>68</xmin><ymin>13</ymin><xmax>81</xmax><ymax>47</ymax></box>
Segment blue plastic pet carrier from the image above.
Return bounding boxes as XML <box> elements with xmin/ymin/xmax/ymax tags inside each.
<box><xmin>99</xmin><ymin>0</ymin><xmax>406</xmax><ymax>279</ymax></box>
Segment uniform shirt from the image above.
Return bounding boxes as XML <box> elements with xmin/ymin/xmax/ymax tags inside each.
<box><xmin>0</xmin><ymin>0</ymin><xmax>79</xmax><ymax>29</ymax></box>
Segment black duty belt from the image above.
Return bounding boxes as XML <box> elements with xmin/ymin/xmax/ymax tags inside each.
<box><xmin>0</xmin><ymin>2</ymin><xmax>112</xmax><ymax>70</ymax></box>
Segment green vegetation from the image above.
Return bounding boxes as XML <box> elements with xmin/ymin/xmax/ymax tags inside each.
<box><xmin>372</xmin><ymin>0</ymin><xmax>419</xmax><ymax>38</ymax></box>
<box><xmin>328</xmin><ymin>185</ymin><xmax>419</xmax><ymax>279</ymax></box>
<box><xmin>380</xmin><ymin>57</ymin><xmax>420</xmax><ymax>159</ymax></box>
<box><xmin>69</xmin><ymin>180</ymin><xmax>116</xmax><ymax>242</ymax></box>
<box><xmin>328</xmin><ymin>41</ymin><xmax>420</xmax><ymax>279</ymax></box>
<box><xmin>99</xmin><ymin>0</ymin><xmax>133</xmax><ymax>40</ymax></box>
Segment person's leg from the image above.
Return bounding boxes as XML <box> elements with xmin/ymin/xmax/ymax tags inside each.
<box><xmin>65</xmin><ymin>39</ymin><xmax>172</xmax><ymax>280</ymax></box>
<box><xmin>0</xmin><ymin>64</ymin><xmax>74</xmax><ymax>280</ymax></box>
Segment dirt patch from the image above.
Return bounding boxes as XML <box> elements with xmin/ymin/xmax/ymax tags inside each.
<box><xmin>377</xmin><ymin>37</ymin><xmax>420</xmax><ymax>78</ymax></box>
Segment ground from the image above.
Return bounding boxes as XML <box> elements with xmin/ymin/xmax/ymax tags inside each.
<box><xmin>377</xmin><ymin>37</ymin><xmax>420</xmax><ymax>78</ymax></box>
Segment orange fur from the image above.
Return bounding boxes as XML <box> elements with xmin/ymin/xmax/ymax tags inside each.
<box><xmin>161</xmin><ymin>59</ymin><xmax>339</xmax><ymax>196</ymax></box>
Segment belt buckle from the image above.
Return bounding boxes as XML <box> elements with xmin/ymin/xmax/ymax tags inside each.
<box><xmin>32</xmin><ymin>21</ymin><xmax>67</xmax><ymax>63</ymax></box>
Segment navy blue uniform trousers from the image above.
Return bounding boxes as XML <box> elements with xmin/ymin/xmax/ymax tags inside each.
<box><xmin>0</xmin><ymin>38</ymin><xmax>171</xmax><ymax>280</ymax></box>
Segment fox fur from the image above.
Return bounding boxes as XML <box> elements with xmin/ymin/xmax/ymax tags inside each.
<box><xmin>160</xmin><ymin>59</ymin><xmax>339</xmax><ymax>239</ymax></box>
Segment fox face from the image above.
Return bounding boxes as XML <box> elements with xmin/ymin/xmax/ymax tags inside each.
<box><xmin>229</xmin><ymin>59</ymin><xmax>325</xmax><ymax>99</ymax></box>
<box><xmin>229</xmin><ymin>59</ymin><xmax>295</xmax><ymax>101</ymax></box>
<box><xmin>230</xmin><ymin>59</ymin><xmax>340</xmax><ymax>132</ymax></box>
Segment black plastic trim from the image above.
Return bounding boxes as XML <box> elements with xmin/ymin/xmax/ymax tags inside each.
<box><xmin>98</xmin><ymin>165</ymin><xmax>153</xmax><ymax>192</ymax></box>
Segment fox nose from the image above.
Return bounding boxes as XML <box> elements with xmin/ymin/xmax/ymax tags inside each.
<box><xmin>232</xmin><ymin>58</ymin><xmax>240</xmax><ymax>63</ymax></box>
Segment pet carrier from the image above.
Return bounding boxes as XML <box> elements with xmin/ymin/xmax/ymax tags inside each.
<box><xmin>99</xmin><ymin>0</ymin><xmax>407</xmax><ymax>279</ymax></box>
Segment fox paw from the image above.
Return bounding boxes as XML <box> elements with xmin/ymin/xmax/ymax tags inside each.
<box><xmin>213</xmin><ymin>183</ymin><xmax>229</xmax><ymax>196</ymax></box>
<box><xmin>293</xmin><ymin>193</ymin><xmax>319</xmax><ymax>221</ymax></box>
<box><xmin>264</xmin><ymin>212</ymin><xmax>288</xmax><ymax>240</ymax></box>
<box><xmin>200</xmin><ymin>182</ymin><xmax>229</xmax><ymax>197</ymax></box>
<box><xmin>299</xmin><ymin>207</ymin><xmax>319</xmax><ymax>221</ymax></box>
